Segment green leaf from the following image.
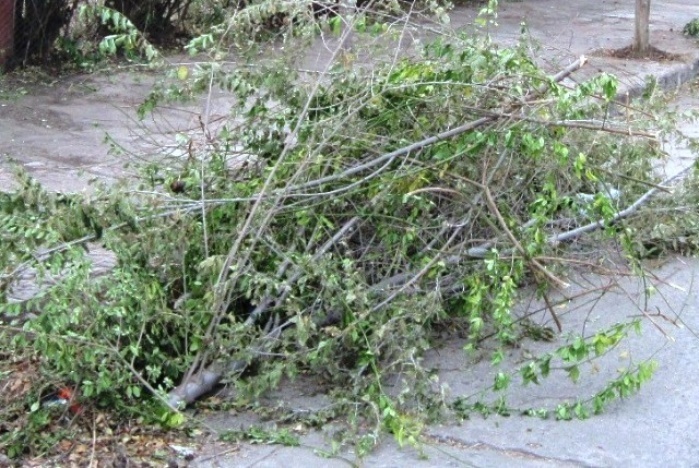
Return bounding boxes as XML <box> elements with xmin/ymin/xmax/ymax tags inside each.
<box><xmin>566</xmin><ymin>365</ymin><xmax>580</xmax><ymax>383</ymax></box>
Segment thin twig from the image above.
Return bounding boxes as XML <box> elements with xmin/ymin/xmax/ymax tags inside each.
<box><xmin>170</xmin><ymin>22</ymin><xmax>361</xmax><ymax>407</ymax></box>
<box><xmin>245</xmin><ymin>216</ymin><xmax>361</xmax><ymax>326</ymax></box>
<box><xmin>481</xmin><ymin>176</ymin><xmax>569</xmax><ymax>290</ymax></box>
<box><xmin>548</xmin><ymin>164</ymin><xmax>692</xmax><ymax>245</ymax></box>
<box><xmin>199</xmin><ymin>65</ymin><xmax>216</xmax><ymax>259</ymax></box>
<box><xmin>478</xmin><ymin>109</ymin><xmax>657</xmax><ymax>138</ymax></box>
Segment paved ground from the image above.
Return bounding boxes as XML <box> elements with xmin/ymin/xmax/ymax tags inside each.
<box><xmin>3</xmin><ymin>1</ymin><xmax>699</xmax><ymax>466</ymax></box>
<box><xmin>192</xmin><ymin>260</ymin><xmax>699</xmax><ymax>468</ymax></box>
<box><xmin>190</xmin><ymin>2</ymin><xmax>699</xmax><ymax>467</ymax></box>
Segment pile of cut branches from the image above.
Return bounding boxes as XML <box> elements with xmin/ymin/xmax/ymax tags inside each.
<box><xmin>1</xmin><ymin>11</ymin><xmax>685</xmax><ymax>458</ymax></box>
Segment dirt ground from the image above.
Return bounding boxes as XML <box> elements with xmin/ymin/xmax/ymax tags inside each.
<box><xmin>3</xmin><ymin>0</ymin><xmax>699</xmax><ymax>466</ymax></box>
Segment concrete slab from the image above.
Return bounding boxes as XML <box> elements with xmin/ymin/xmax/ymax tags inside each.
<box><xmin>186</xmin><ymin>1</ymin><xmax>699</xmax><ymax>467</ymax></box>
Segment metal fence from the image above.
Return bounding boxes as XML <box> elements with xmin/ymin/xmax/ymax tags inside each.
<box><xmin>0</xmin><ymin>0</ymin><xmax>14</xmax><ymax>67</ymax></box>
<box><xmin>0</xmin><ymin>1</ymin><xmax>375</xmax><ymax>68</ymax></box>
<box><xmin>0</xmin><ymin>0</ymin><xmax>78</xmax><ymax>68</ymax></box>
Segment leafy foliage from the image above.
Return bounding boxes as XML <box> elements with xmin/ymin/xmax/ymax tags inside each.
<box><xmin>1</xmin><ymin>1</ymin><xmax>685</xmax><ymax>460</ymax></box>
<box><xmin>684</xmin><ymin>18</ymin><xmax>699</xmax><ymax>38</ymax></box>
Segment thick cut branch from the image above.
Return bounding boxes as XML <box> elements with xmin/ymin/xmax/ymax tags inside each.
<box><xmin>167</xmin><ymin>217</ymin><xmax>360</xmax><ymax>408</ymax></box>
<box><xmin>288</xmin><ymin>57</ymin><xmax>587</xmax><ymax>194</ymax></box>
<box><xmin>165</xmin><ymin>57</ymin><xmax>589</xmax><ymax>408</ymax></box>
<box><xmin>373</xmin><ymin>167</ymin><xmax>689</xmax><ymax>296</ymax></box>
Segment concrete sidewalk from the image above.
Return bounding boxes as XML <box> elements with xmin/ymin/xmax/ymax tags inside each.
<box><xmin>190</xmin><ymin>1</ymin><xmax>699</xmax><ymax>467</ymax></box>
<box><xmin>452</xmin><ymin>0</ymin><xmax>699</xmax><ymax>96</ymax></box>
<box><xmin>194</xmin><ymin>261</ymin><xmax>699</xmax><ymax>468</ymax></box>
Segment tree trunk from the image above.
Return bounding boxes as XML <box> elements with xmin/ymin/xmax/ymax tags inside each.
<box><xmin>634</xmin><ymin>0</ymin><xmax>651</xmax><ymax>55</ymax></box>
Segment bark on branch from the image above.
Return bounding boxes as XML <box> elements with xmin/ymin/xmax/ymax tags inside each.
<box><xmin>165</xmin><ymin>57</ymin><xmax>589</xmax><ymax>409</ymax></box>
